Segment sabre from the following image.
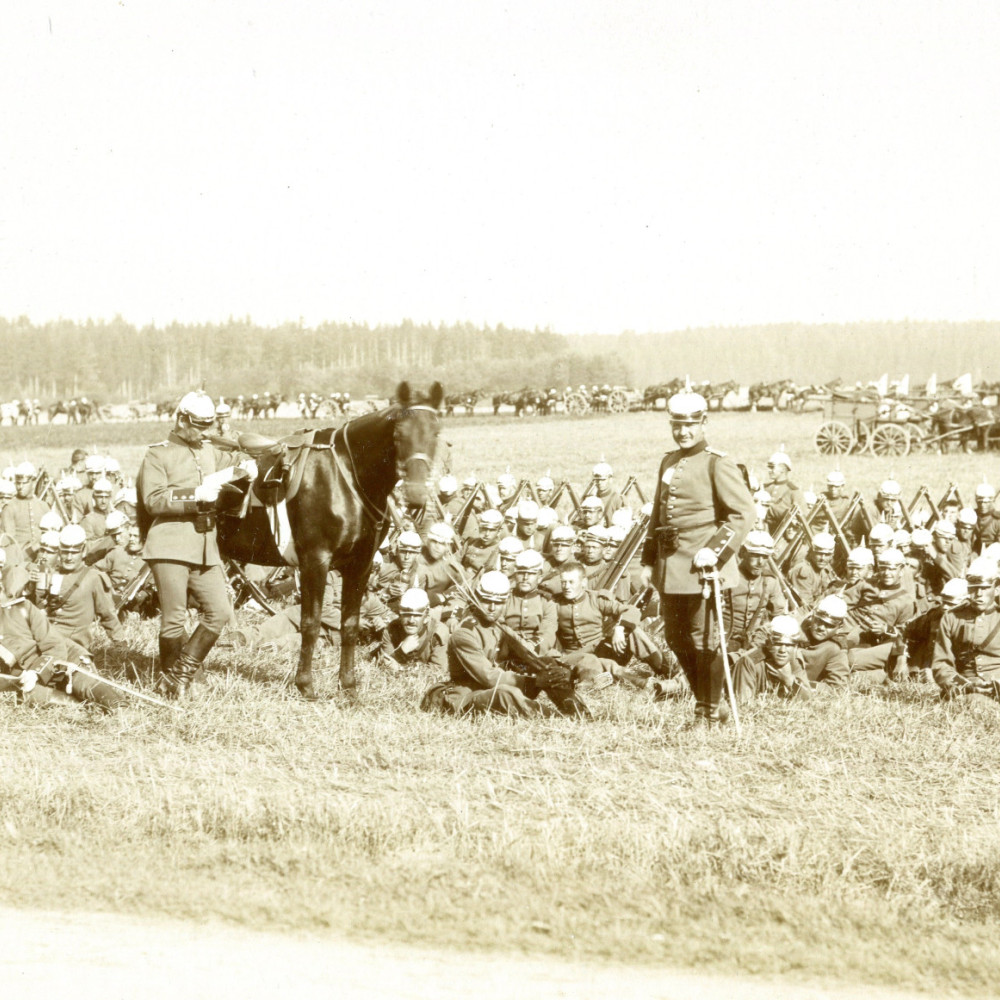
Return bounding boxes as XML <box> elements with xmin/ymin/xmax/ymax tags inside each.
<box><xmin>61</xmin><ymin>662</ymin><xmax>183</xmax><ymax>711</ymax></box>
<box><xmin>703</xmin><ymin>569</ymin><xmax>742</xmax><ymax>736</ymax></box>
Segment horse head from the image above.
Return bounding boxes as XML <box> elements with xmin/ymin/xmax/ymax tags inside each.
<box><xmin>393</xmin><ymin>381</ymin><xmax>444</xmax><ymax>506</ymax></box>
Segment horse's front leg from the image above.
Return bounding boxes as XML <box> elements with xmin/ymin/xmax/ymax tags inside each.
<box><xmin>296</xmin><ymin>557</ymin><xmax>329</xmax><ymax>700</ymax></box>
<box><xmin>337</xmin><ymin>562</ymin><xmax>365</xmax><ymax>693</ymax></box>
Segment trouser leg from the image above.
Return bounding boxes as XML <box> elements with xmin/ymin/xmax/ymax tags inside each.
<box><xmin>159</xmin><ymin>623</ymin><xmax>220</xmax><ymax>699</ymax></box>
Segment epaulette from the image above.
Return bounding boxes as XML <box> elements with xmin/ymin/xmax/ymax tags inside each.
<box><xmin>150</xmin><ymin>440</ymin><xmax>170</xmax><ymax>448</ymax></box>
<box><xmin>0</xmin><ymin>597</ymin><xmax>25</xmax><ymax>608</ymax></box>
<box><xmin>705</xmin><ymin>446</ymin><xmax>727</xmax><ymax>457</ymax></box>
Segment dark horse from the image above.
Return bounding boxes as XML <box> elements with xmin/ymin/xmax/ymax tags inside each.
<box><xmin>218</xmin><ymin>381</ymin><xmax>444</xmax><ymax>698</ymax></box>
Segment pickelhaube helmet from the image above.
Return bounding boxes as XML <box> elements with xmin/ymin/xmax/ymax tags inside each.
<box><xmin>398</xmin><ymin>588</ymin><xmax>430</xmax><ymax>613</ymax></box>
<box><xmin>667</xmin><ymin>391</ymin><xmax>707</xmax><ymax>423</ymax></box>
<box><xmin>476</xmin><ymin>570</ymin><xmax>511</xmax><ymax>602</ymax></box>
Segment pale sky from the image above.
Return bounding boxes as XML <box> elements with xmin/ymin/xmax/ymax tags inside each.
<box><xmin>2</xmin><ymin>1</ymin><xmax>999</xmax><ymax>335</ymax></box>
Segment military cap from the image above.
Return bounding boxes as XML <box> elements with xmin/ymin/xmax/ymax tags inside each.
<box><xmin>372</xmin><ymin>550</ymin><xmax>383</xmax><ymax>566</ymax></box>
<box><xmin>496</xmin><ymin>472</ymin><xmax>517</xmax><ymax>490</ymax></box>
<box><xmin>803</xmin><ymin>490</ymin><xmax>817</xmax><ymax>508</ymax></box>
<box><xmin>958</xmin><ymin>508</ymin><xmax>978</xmax><ymax>527</ymax></box>
<box><xmin>847</xmin><ymin>546</ymin><xmax>875</xmax><ymax>566</ymax></box>
<box><xmin>399</xmin><ymin>588</ymin><xmax>430</xmax><ymax>613</ymax></box>
<box><xmin>932</xmin><ymin>519</ymin><xmax>956</xmax><ymax>537</ymax></box>
<box><xmin>397</xmin><ymin>530</ymin><xmax>423</xmax><ymax>550</ymax></box>
<box><xmin>768</xmin><ymin>615</ymin><xmax>802</xmax><ymax>641</ymax></box>
<box><xmin>878</xmin><ymin>547</ymin><xmax>905</xmax><ymax>567</ymax></box>
<box><xmin>640</xmin><ymin>501</ymin><xmax>653</xmax><ymax>517</ymax></box>
<box><xmin>178</xmin><ymin>390</ymin><xmax>216</xmax><ymax>423</ymax></box>
<box><xmin>607</xmin><ymin>525</ymin><xmax>627</xmax><ymax>544</ymax></box>
<box><xmin>910</xmin><ymin>528</ymin><xmax>933</xmax><ymax>548</ymax></box>
<box><xmin>498</xmin><ymin>536</ymin><xmax>524</xmax><ymax>555</ymax></box>
<box><xmin>815</xmin><ymin>595</ymin><xmax>848</xmax><ymax>621</ymax></box>
<box><xmin>893</xmin><ymin>529</ymin><xmax>911</xmax><ymax>549</ymax></box>
<box><xmin>825</xmin><ymin>470</ymin><xmax>846</xmax><ymax>487</ymax></box>
<box><xmin>941</xmin><ymin>578</ymin><xmax>969</xmax><ymax>601</ymax></box>
<box><xmin>514</xmin><ymin>549</ymin><xmax>544</xmax><ymax>570</ymax></box>
<box><xmin>476</xmin><ymin>570</ymin><xmax>511</xmax><ymax>601</ymax></box>
<box><xmin>115</xmin><ymin>487</ymin><xmax>136</xmax><ymax>506</ymax></box>
<box><xmin>985</xmin><ymin>542</ymin><xmax>1000</xmax><ymax>563</ymax></box>
<box><xmin>92</xmin><ymin>477</ymin><xmax>114</xmax><ymax>495</ymax></box>
<box><xmin>38</xmin><ymin>511</ymin><xmax>64</xmax><ymax>532</ymax></box>
<box><xmin>767</xmin><ymin>451</ymin><xmax>792</xmax><ymax>470</ymax></box>
<box><xmin>56</xmin><ymin>476</ymin><xmax>81</xmax><ymax>493</ymax></box>
<box><xmin>536</xmin><ymin>475</ymin><xmax>554</xmax><ymax>491</ymax></box>
<box><xmin>84</xmin><ymin>455</ymin><xmax>106</xmax><ymax>473</ymax></box>
<box><xmin>610</xmin><ymin>508</ymin><xmax>633</xmax><ymax>530</ymax></box>
<box><xmin>516</xmin><ymin>499</ymin><xmax>539</xmax><ymax>520</ymax></box>
<box><xmin>426</xmin><ymin>523</ymin><xmax>455</xmax><ymax>544</ymax></box>
<box><xmin>437</xmin><ymin>475</ymin><xmax>457</xmax><ymax>495</ymax></box>
<box><xmin>477</xmin><ymin>508</ymin><xmax>504</xmax><ymax>527</ymax></box>
<box><xmin>104</xmin><ymin>457</ymin><xmax>121</xmax><ymax>474</ymax></box>
<box><xmin>536</xmin><ymin>507</ymin><xmax>558</xmax><ymax>528</ymax></box>
<box><xmin>667</xmin><ymin>391</ymin><xmax>707</xmax><ymax>422</ymax></box>
<box><xmin>592</xmin><ymin>462</ymin><xmax>613</xmax><ymax>478</ymax></box>
<box><xmin>14</xmin><ymin>461</ymin><xmax>35</xmax><ymax>479</ymax></box>
<box><xmin>2</xmin><ymin>467</ymin><xmax>15</xmax><ymax>481</ymax></box>
<box><xmin>0</xmin><ymin>480</ymin><xmax>15</xmax><ymax>498</ymax></box>
<box><xmin>584</xmin><ymin>525</ymin><xmax>609</xmax><ymax>543</ymax></box>
<box><xmin>869</xmin><ymin>523</ymin><xmax>895</xmax><ymax>543</ymax></box>
<box><xmin>550</xmin><ymin>525</ymin><xmax>576</xmax><ymax>543</ymax></box>
<box><xmin>215</xmin><ymin>401</ymin><xmax>232</xmax><ymax>417</ymax></box>
<box><xmin>975</xmin><ymin>481</ymin><xmax>996</xmax><ymax>500</ymax></box>
<box><xmin>743</xmin><ymin>530</ymin><xmax>775</xmax><ymax>555</ymax></box>
<box><xmin>754</xmin><ymin>488</ymin><xmax>772</xmax><ymax>506</ymax></box>
<box><xmin>580</xmin><ymin>496</ymin><xmax>603</xmax><ymax>510</ymax></box>
<box><xmin>462</xmin><ymin>475</ymin><xmax>478</xmax><ymax>488</ymax></box>
<box><xmin>105</xmin><ymin>510</ymin><xmax>129</xmax><ymax>531</ymax></box>
<box><xmin>811</xmin><ymin>532</ymin><xmax>835</xmax><ymax>552</ymax></box>
<box><xmin>878</xmin><ymin>479</ymin><xmax>902</xmax><ymax>499</ymax></box>
<box><xmin>58</xmin><ymin>524</ymin><xmax>87</xmax><ymax>549</ymax></box>
<box><xmin>966</xmin><ymin>557</ymin><xmax>999</xmax><ymax>585</ymax></box>
<box><xmin>39</xmin><ymin>530</ymin><xmax>60</xmax><ymax>551</ymax></box>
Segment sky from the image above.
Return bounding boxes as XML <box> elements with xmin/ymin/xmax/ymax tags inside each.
<box><xmin>2</xmin><ymin>1</ymin><xmax>1000</xmax><ymax>335</ymax></box>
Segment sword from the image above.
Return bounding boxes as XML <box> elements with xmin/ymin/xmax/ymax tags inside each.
<box><xmin>61</xmin><ymin>661</ymin><xmax>182</xmax><ymax>711</ymax></box>
<box><xmin>704</xmin><ymin>569</ymin><xmax>742</xmax><ymax>736</ymax></box>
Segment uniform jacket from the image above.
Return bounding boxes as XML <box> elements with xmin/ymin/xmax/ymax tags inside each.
<box><xmin>787</xmin><ymin>559</ymin><xmax>841</xmax><ymax>609</ymax></box>
<box><xmin>95</xmin><ymin>547</ymin><xmax>149</xmax><ymax>592</ymax></box>
<box><xmin>725</xmin><ymin>568</ymin><xmax>786</xmax><ymax>649</ymax></box>
<box><xmin>447</xmin><ymin>613</ymin><xmax>523</xmax><ymax>690</ymax></box>
<box><xmin>504</xmin><ymin>591</ymin><xmax>557</xmax><ymax>652</ymax></box>
<box><xmin>764</xmin><ymin>481</ymin><xmax>806</xmax><ymax>534</ymax></box>
<box><xmin>553</xmin><ymin>588</ymin><xmax>637</xmax><ymax>652</ymax></box>
<box><xmin>0</xmin><ymin>497</ymin><xmax>51</xmax><ymax>548</ymax></box>
<box><xmin>0</xmin><ymin>597</ymin><xmax>69</xmax><ymax>682</ymax></box>
<box><xmin>800</xmin><ymin>635</ymin><xmax>849</xmax><ymax>688</ymax></box>
<box><xmin>932</xmin><ymin>604</ymin><xmax>1000</xmax><ymax>686</ymax></box>
<box><xmin>641</xmin><ymin>442</ymin><xmax>756</xmax><ymax>594</ymax></box>
<box><xmin>137</xmin><ymin>431</ymin><xmax>240</xmax><ymax>566</ymax></box>
<box><xmin>35</xmin><ymin>565</ymin><xmax>123</xmax><ymax>646</ymax></box>
<box><xmin>378</xmin><ymin>618</ymin><xmax>449</xmax><ymax>673</ymax></box>
<box><xmin>847</xmin><ymin>583</ymin><xmax>917</xmax><ymax>642</ymax></box>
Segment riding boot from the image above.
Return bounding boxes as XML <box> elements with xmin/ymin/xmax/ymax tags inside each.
<box><xmin>158</xmin><ymin>635</ymin><xmax>185</xmax><ymax>682</ymax></box>
<box><xmin>161</xmin><ymin>625</ymin><xmax>220</xmax><ymax>700</ymax></box>
<box><xmin>694</xmin><ymin>651</ymin><xmax>725</xmax><ymax>722</ymax></box>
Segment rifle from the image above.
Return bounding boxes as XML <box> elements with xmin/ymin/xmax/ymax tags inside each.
<box><xmin>767</xmin><ymin>555</ymin><xmax>802</xmax><ymax>611</ymax></box>
<box><xmin>39</xmin><ymin>475</ymin><xmax>73</xmax><ymax>525</ymax></box>
<box><xmin>594</xmin><ymin>512</ymin><xmax>650</xmax><ymax>593</ymax></box>
<box><xmin>225</xmin><ymin>559</ymin><xmax>279</xmax><ymax>615</ymax></box>
<box><xmin>115</xmin><ymin>565</ymin><xmax>152</xmax><ymax>614</ymax></box>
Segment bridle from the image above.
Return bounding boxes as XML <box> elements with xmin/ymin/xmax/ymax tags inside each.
<box><xmin>392</xmin><ymin>404</ymin><xmax>439</xmax><ymax>479</ymax></box>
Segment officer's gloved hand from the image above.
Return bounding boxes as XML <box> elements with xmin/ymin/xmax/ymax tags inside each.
<box><xmin>194</xmin><ymin>483</ymin><xmax>221</xmax><ymax>504</ymax></box>
<box><xmin>17</xmin><ymin>669</ymin><xmax>38</xmax><ymax>694</ymax></box>
<box><xmin>639</xmin><ymin>565</ymin><xmax>653</xmax><ymax>588</ymax></box>
<box><xmin>611</xmin><ymin>624</ymin><xmax>627</xmax><ymax>656</ymax></box>
<box><xmin>693</xmin><ymin>548</ymin><xmax>718</xmax><ymax>570</ymax></box>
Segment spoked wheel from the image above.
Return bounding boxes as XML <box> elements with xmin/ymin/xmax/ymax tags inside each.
<box><xmin>868</xmin><ymin>423</ymin><xmax>910</xmax><ymax>457</ymax></box>
<box><xmin>564</xmin><ymin>391</ymin><xmax>590</xmax><ymax>415</ymax></box>
<box><xmin>814</xmin><ymin>420</ymin><xmax>854</xmax><ymax>455</ymax></box>
<box><xmin>607</xmin><ymin>389</ymin><xmax>629</xmax><ymax>413</ymax></box>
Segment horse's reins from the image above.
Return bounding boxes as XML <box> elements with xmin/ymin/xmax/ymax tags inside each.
<box><xmin>338</xmin><ymin>404</ymin><xmax>439</xmax><ymax>526</ymax></box>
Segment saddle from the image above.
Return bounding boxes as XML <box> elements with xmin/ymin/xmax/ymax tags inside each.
<box><xmin>238</xmin><ymin>427</ymin><xmax>335</xmax><ymax>506</ymax></box>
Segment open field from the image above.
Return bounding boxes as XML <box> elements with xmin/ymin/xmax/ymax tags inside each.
<box><xmin>2</xmin><ymin>411</ymin><xmax>1000</xmax><ymax>997</ymax></box>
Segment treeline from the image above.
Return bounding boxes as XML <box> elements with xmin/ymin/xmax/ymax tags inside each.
<box><xmin>0</xmin><ymin>315</ymin><xmax>997</xmax><ymax>401</ymax></box>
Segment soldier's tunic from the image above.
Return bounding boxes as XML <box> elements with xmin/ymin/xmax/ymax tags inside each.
<box><xmin>95</xmin><ymin>546</ymin><xmax>148</xmax><ymax>594</ymax></box>
<box><xmin>73</xmin><ymin>485</ymin><xmax>95</xmax><ymax>519</ymax></box>
<box><xmin>932</xmin><ymin>604</ymin><xmax>1000</xmax><ymax>693</ymax></box>
<box><xmin>0</xmin><ymin>497</ymin><xmax>50</xmax><ymax>549</ymax></box>
<box><xmin>847</xmin><ymin>583</ymin><xmax>917</xmax><ymax>673</ymax></box>
<box><xmin>925</xmin><ymin>543</ymin><xmax>968</xmax><ymax>595</ymax></box>
<box><xmin>787</xmin><ymin>559</ymin><xmax>840</xmax><ymax>609</ymax></box>
<box><xmin>598</xmin><ymin>490</ymin><xmax>625</xmax><ymax>526</ymax></box>
<box><xmin>504</xmin><ymin>590</ymin><xmax>557</xmax><ymax>653</ymax></box>
<box><xmin>800</xmin><ymin>634</ymin><xmax>850</xmax><ymax>688</ymax></box>
<box><xmin>377</xmin><ymin>618</ymin><xmax>449</xmax><ymax>673</ymax></box>
<box><xmin>36</xmin><ymin>565</ymin><xmax>124</xmax><ymax>650</ymax></box>
<box><xmin>79</xmin><ymin>509</ymin><xmax>108</xmax><ymax>543</ymax></box>
<box><xmin>459</xmin><ymin>537</ymin><xmax>500</xmax><ymax>574</ymax></box>
<box><xmin>764</xmin><ymin>481</ymin><xmax>806</xmax><ymax>534</ymax></box>
<box><xmin>415</xmin><ymin>552</ymin><xmax>462</xmax><ymax>605</ymax></box>
<box><xmin>137</xmin><ymin>430</ymin><xmax>240</xmax><ymax>640</ymax></box>
<box><xmin>731</xmin><ymin>646</ymin><xmax>812</xmax><ymax>704</ymax></box>
<box><xmin>579</xmin><ymin>555</ymin><xmax>606</xmax><ymax>589</ymax></box>
<box><xmin>974</xmin><ymin>511</ymin><xmax>1000</xmax><ymax>550</ymax></box>
<box><xmin>724</xmin><ymin>567</ymin><xmax>786</xmax><ymax>653</ymax></box>
<box><xmin>641</xmin><ymin>441</ymin><xmax>755</xmax><ymax>714</ymax></box>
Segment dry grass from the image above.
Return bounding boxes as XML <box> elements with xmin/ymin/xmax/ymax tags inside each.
<box><xmin>2</xmin><ymin>411</ymin><xmax>999</xmax><ymax>996</ymax></box>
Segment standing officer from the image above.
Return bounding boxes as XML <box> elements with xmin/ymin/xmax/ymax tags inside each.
<box><xmin>136</xmin><ymin>390</ymin><xmax>242</xmax><ymax>698</ymax></box>
<box><xmin>640</xmin><ymin>390</ymin><xmax>756</xmax><ymax>724</ymax></box>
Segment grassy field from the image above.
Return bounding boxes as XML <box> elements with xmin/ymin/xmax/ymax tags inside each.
<box><xmin>2</xmin><ymin>410</ymin><xmax>1000</xmax><ymax>997</ymax></box>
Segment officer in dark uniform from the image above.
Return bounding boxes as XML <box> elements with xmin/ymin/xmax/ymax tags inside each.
<box><xmin>136</xmin><ymin>390</ymin><xmax>243</xmax><ymax>698</ymax></box>
<box><xmin>640</xmin><ymin>391</ymin><xmax>756</xmax><ymax>724</ymax></box>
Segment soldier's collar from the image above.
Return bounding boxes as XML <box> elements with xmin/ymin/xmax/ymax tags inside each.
<box><xmin>675</xmin><ymin>440</ymin><xmax>708</xmax><ymax>457</ymax></box>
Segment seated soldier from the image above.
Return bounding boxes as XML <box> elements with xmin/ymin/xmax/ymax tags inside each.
<box><xmin>459</xmin><ymin>509</ymin><xmax>504</xmax><ymax>575</ymax></box>
<box><xmin>591</xmin><ymin>462</ymin><xmax>624</xmax><ymax>526</ymax></box>
<box><xmin>503</xmin><ymin>550</ymin><xmax>556</xmax><ymax>653</ymax></box>
<box><xmin>495</xmin><ymin>472</ymin><xmax>517</xmax><ymax>506</ymax></box>
<box><xmin>725</xmin><ymin>529</ymin><xmax>787</xmax><ymax>655</ymax></box>
<box><xmin>379</xmin><ymin>530</ymin><xmax>423</xmax><ymax>611</ymax></box>
<box><xmin>973</xmin><ymin>482</ymin><xmax>1000</xmax><ymax>550</ymax></box>
<box><xmin>85</xmin><ymin>508</ymin><xmax>130</xmax><ymax>564</ymax></box>
<box><xmin>873</xmin><ymin>479</ymin><xmax>905</xmax><ymax>530</ymax></box>
<box><xmin>534</xmin><ymin>475</ymin><xmax>555</xmax><ymax>509</ymax></box>
<box><xmin>496</xmin><ymin>535</ymin><xmax>524</xmax><ymax>579</ymax></box>
<box><xmin>954</xmin><ymin>509</ymin><xmax>977</xmax><ymax>571</ymax></box>
<box><xmin>512</xmin><ymin>500</ymin><xmax>543</xmax><ymax>550</ymax></box>
<box><xmin>377</xmin><ymin>588</ymin><xmax>448</xmax><ymax>674</ymax></box>
<box><xmin>420</xmin><ymin>571</ymin><xmax>584</xmax><ymax>719</ymax></box>
<box><xmin>79</xmin><ymin>477</ymin><xmax>115</xmax><ymax>544</ymax></box>
<box><xmin>925</xmin><ymin>519</ymin><xmax>964</xmax><ymax>595</ymax></box>
<box><xmin>906</xmin><ymin>577</ymin><xmax>968</xmax><ymax>682</ymax></box>
<box><xmin>94</xmin><ymin>522</ymin><xmax>155</xmax><ymax>615</ymax></box>
<box><xmin>0</xmin><ymin>564</ymin><xmax>127</xmax><ymax>710</ymax></box>
<box><xmin>787</xmin><ymin>531</ymin><xmax>840</xmax><ymax>607</ymax></box>
<box><xmin>572</xmin><ymin>495</ymin><xmax>605</xmax><ymax>534</ymax></box>
<box><xmin>539</xmin><ymin>525</ymin><xmax>577</xmax><ymax>597</ymax></box>
<box><xmin>416</xmin><ymin>522</ymin><xmax>461</xmax><ymax>605</ymax></box>
<box><xmin>577</xmin><ymin>527</ymin><xmax>609</xmax><ymax>587</ymax></box>
<box><xmin>847</xmin><ymin>547</ymin><xmax>917</xmax><ymax>681</ymax></box>
<box><xmin>866</xmin><ymin>522</ymin><xmax>895</xmax><ymax>567</ymax></box>
<box><xmin>763</xmin><ymin>451</ymin><xmax>805</xmax><ymax>535</ymax></box>
<box><xmin>435</xmin><ymin>476</ymin><xmax>463</xmax><ymax>523</ymax></box>
<box><xmin>731</xmin><ymin>615</ymin><xmax>812</xmax><ymax>704</ymax></box>
<box><xmin>798</xmin><ymin>595</ymin><xmax>850</xmax><ymax>689</ymax></box>
<box><xmin>932</xmin><ymin>557</ymin><xmax>1000</xmax><ymax>704</ymax></box>
<box><xmin>28</xmin><ymin>524</ymin><xmax>124</xmax><ymax>654</ymax></box>
<box><xmin>552</xmin><ymin>562</ymin><xmax>662</xmax><ymax>684</ymax></box>
<box><xmin>818</xmin><ymin>470</ymin><xmax>861</xmax><ymax>545</ymax></box>
<box><xmin>839</xmin><ymin>545</ymin><xmax>875</xmax><ymax>610</ymax></box>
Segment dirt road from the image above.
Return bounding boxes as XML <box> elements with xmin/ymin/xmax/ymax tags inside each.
<box><xmin>1</xmin><ymin>907</ymin><xmax>932</xmax><ymax>999</ymax></box>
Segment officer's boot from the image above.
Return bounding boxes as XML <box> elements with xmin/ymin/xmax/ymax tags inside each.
<box><xmin>694</xmin><ymin>651</ymin><xmax>726</xmax><ymax>724</ymax></box>
<box><xmin>163</xmin><ymin>625</ymin><xmax>220</xmax><ymax>699</ymax></box>
<box><xmin>158</xmin><ymin>635</ymin><xmax>185</xmax><ymax>682</ymax></box>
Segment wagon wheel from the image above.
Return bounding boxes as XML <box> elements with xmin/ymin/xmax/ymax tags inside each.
<box><xmin>906</xmin><ymin>423</ymin><xmax>928</xmax><ymax>453</ymax></box>
<box><xmin>607</xmin><ymin>389</ymin><xmax>629</xmax><ymax>414</ymax></box>
<box><xmin>564</xmin><ymin>391</ymin><xmax>590</xmax><ymax>416</ymax></box>
<box><xmin>814</xmin><ymin>420</ymin><xmax>854</xmax><ymax>455</ymax></box>
<box><xmin>868</xmin><ymin>423</ymin><xmax>910</xmax><ymax>457</ymax></box>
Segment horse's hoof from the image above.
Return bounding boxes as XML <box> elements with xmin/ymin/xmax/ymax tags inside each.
<box><xmin>296</xmin><ymin>682</ymin><xmax>320</xmax><ymax>701</ymax></box>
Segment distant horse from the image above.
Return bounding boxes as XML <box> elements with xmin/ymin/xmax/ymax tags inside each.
<box><xmin>218</xmin><ymin>380</ymin><xmax>444</xmax><ymax>698</ymax></box>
